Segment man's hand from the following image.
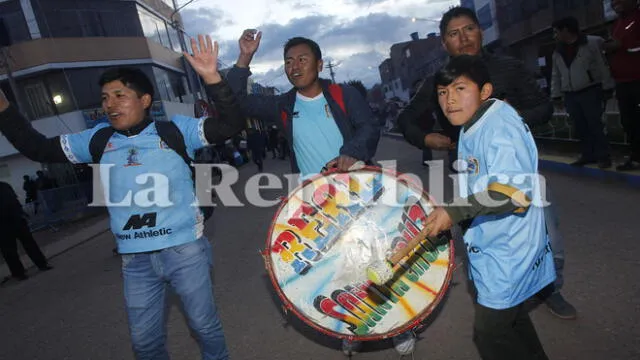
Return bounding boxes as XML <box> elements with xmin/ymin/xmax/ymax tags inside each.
<box><xmin>323</xmin><ymin>155</ymin><xmax>361</xmax><ymax>172</ymax></box>
<box><xmin>184</xmin><ymin>34</ymin><xmax>221</xmax><ymax>85</ymax></box>
<box><xmin>236</xmin><ymin>29</ymin><xmax>262</xmax><ymax>68</ymax></box>
<box><xmin>0</xmin><ymin>88</ymin><xmax>9</xmax><ymax>112</ymax></box>
<box><xmin>424</xmin><ymin>133</ymin><xmax>454</xmax><ymax>150</ymax></box>
<box><xmin>424</xmin><ymin>207</ymin><xmax>453</xmax><ymax>238</ymax></box>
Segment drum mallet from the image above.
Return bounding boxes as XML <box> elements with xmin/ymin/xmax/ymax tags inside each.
<box><xmin>366</xmin><ymin>225</ymin><xmax>433</xmax><ymax>286</ymax></box>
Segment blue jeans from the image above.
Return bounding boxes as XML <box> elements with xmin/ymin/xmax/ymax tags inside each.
<box><xmin>121</xmin><ymin>237</ymin><xmax>228</xmax><ymax>360</ymax></box>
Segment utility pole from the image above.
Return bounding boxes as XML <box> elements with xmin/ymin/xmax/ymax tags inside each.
<box><xmin>326</xmin><ymin>61</ymin><xmax>340</xmax><ymax>84</ymax></box>
<box><xmin>171</xmin><ymin>0</ymin><xmax>201</xmax><ymax>100</ymax></box>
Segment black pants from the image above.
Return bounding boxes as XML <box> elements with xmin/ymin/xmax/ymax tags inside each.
<box><xmin>616</xmin><ymin>80</ymin><xmax>640</xmax><ymax>161</ymax></box>
<box><xmin>0</xmin><ymin>217</ymin><xmax>48</xmax><ymax>277</ymax></box>
<box><xmin>564</xmin><ymin>86</ymin><xmax>610</xmax><ymax>162</ymax></box>
<box><xmin>473</xmin><ymin>302</ymin><xmax>549</xmax><ymax>360</ymax></box>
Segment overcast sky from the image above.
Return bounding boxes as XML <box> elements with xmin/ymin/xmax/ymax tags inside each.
<box><xmin>179</xmin><ymin>0</ymin><xmax>458</xmax><ymax>91</ymax></box>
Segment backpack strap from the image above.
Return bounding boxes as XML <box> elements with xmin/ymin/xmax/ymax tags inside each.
<box><xmin>328</xmin><ymin>83</ymin><xmax>346</xmax><ymax>115</ymax></box>
<box><xmin>154</xmin><ymin>120</ymin><xmax>193</xmax><ymax>167</ymax></box>
<box><xmin>89</xmin><ymin>126</ymin><xmax>116</xmax><ymax>163</ymax></box>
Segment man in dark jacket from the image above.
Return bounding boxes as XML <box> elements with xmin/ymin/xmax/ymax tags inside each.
<box><xmin>397</xmin><ymin>6</ymin><xmax>576</xmax><ymax>320</ymax></box>
<box><xmin>0</xmin><ymin>181</ymin><xmax>51</xmax><ymax>281</ymax></box>
<box><xmin>226</xmin><ymin>30</ymin><xmax>380</xmax><ymax>179</ymax></box>
<box><xmin>398</xmin><ymin>7</ymin><xmax>552</xmax><ymax>152</ymax></box>
<box><xmin>246</xmin><ymin>128</ymin><xmax>265</xmax><ymax>171</ymax></box>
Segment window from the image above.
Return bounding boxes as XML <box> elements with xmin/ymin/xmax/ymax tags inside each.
<box><xmin>0</xmin><ymin>2</ymin><xmax>31</xmax><ymax>45</ymax></box>
<box><xmin>23</xmin><ymin>81</ymin><xmax>55</xmax><ymax>119</ymax></box>
<box><xmin>152</xmin><ymin>67</ymin><xmax>188</xmax><ymax>102</ymax></box>
<box><xmin>405</xmin><ymin>48</ymin><xmax>411</xmax><ymax>58</ymax></box>
<box><xmin>18</xmin><ymin>72</ymin><xmax>76</xmax><ymax>120</ymax></box>
<box><xmin>167</xmin><ymin>25</ymin><xmax>182</xmax><ymax>53</ymax></box>
<box><xmin>138</xmin><ymin>6</ymin><xmax>174</xmax><ymax>50</ymax></box>
<box><xmin>34</xmin><ymin>0</ymin><xmax>142</xmax><ymax>38</ymax></box>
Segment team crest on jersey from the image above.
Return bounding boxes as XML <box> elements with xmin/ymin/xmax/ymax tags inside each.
<box><xmin>466</xmin><ymin>156</ymin><xmax>480</xmax><ymax>176</ymax></box>
<box><xmin>124</xmin><ymin>147</ymin><xmax>142</xmax><ymax>167</ymax></box>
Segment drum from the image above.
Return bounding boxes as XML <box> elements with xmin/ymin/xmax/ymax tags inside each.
<box><xmin>264</xmin><ymin>167</ymin><xmax>454</xmax><ymax>341</ymax></box>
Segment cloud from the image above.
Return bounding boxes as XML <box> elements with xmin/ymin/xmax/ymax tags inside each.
<box><xmin>180</xmin><ymin>0</ymin><xmax>458</xmax><ymax>90</ymax></box>
<box><xmin>180</xmin><ymin>7</ymin><xmax>233</xmax><ymax>37</ymax></box>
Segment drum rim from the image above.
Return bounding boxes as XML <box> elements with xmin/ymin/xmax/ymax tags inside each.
<box><xmin>264</xmin><ymin>165</ymin><xmax>456</xmax><ymax>341</ymax></box>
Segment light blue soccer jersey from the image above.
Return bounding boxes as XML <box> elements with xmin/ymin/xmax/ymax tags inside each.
<box><xmin>60</xmin><ymin>115</ymin><xmax>209</xmax><ymax>253</ymax></box>
<box><xmin>457</xmin><ymin>100</ymin><xmax>556</xmax><ymax>309</ymax></box>
<box><xmin>292</xmin><ymin>93</ymin><xmax>343</xmax><ymax>178</ymax></box>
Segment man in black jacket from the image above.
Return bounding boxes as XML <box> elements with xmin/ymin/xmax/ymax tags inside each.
<box><xmin>398</xmin><ymin>6</ymin><xmax>576</xmax><ymax>320</ymax></box>
<box><xmin>0</xmin><ymin>181</ymin><xmax>51</xmax><ymax>281</ymax></box>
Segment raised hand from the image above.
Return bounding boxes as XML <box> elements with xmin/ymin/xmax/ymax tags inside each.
<box><xmin>236</xmin><ymin>29</ymin><xmax>262</xmax><ymax>67</ymax></box>
<box><xmin>184</xmin><ymin>34</ymin><xmax>221</xmax><ymax>85</ymax></box>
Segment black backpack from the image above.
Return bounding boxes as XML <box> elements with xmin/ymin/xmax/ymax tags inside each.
<box><xmin>88</xmin><ymin>121</ymin><xmax>214</xmax><ymax>220</ymax></box>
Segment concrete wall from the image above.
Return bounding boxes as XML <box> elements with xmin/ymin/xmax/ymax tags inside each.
<box><xmin>0</xmin><ymin>37</ymin><xmax>183</xmax><ymax>75</ymax></box>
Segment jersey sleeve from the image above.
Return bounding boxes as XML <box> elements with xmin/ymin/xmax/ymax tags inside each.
<box><xmin>59</xmin><ymin>123</ymin><xmax>110</xmax><ymax>164</ymax></box>
<box><xmin>484</xmin><ymin>120</ymin><xmax>537</xmax><ymax>211</ymax></box>
<box><xmin>170</xmin><ymin>115</ymin><xmax>209</xmax><ymax>153</ymax></box>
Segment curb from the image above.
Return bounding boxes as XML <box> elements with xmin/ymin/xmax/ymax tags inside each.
<box><xmin>382</xmin><ymin>132</ymin><xmax>640</xmax><ymax>187</ymax></box>
<box><xmin>538</xmin><ymin>159</ymin><xmax>640</xmax><ymax>188</ymax></box>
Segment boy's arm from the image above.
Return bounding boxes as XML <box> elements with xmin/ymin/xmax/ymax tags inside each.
<box><xmin>443</xmin><ymin>188</ymin><xmax>528</xmax><ymax>224</ymax></box>
<box><xmin>0</xmin><ymin>95</ymin><xmax>70</xmax><ymax>163</ymax></box>
<box><xmin>339</xmin><ymin>85</ymin><xmax>381</xmax><ymax>162</ymax></box>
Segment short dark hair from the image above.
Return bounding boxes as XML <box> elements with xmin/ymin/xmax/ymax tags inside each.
<box><xmin>439</xmin><ymin>6</ymin><xmax>479</xmax><ymax>35</ymax></box>
<box><xmin>552</xmin><ymin>16</ymin><xmax>579</xmax><ymax>34</ymax></box>
<box><xmin>434</xmin><ymin>55</ymin><xmax>491</xmax><ymax>89</ymax></box>
<box><xmin>98</xmin><ymin>67</ymin><xmax>154</xmax><ymax>99</ymax></box>
<box><xmin>283</xmin><ymin>37</ymin><xmax>322</xmax><ymax>61</ymax></box>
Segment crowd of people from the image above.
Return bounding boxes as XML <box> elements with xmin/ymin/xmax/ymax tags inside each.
<box><xmin>0</xmin><ymin>1</ymin><xmax>637</xmax><ymax>359</ymax></box>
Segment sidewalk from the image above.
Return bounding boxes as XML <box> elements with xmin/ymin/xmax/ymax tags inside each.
<box><xmin>383</xmin><ymin>131</ymin><xmax>640</xmax><ymax>187</ymax></box>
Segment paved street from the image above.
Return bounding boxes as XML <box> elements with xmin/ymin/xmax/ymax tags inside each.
<box><xmin>1</xmin><ymin>136</ymin><xmax>639</xmax><ymax>360</ymax></box>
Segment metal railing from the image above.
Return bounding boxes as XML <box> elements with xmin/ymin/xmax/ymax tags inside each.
<box><xmin>23</xmin><ymin>182</ymin><xmax>101</xmax><ymax>232</ymax></box>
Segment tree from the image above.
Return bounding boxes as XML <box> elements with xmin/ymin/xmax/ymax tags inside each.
<box><xmin>345</xmin><ymin>80</ymin><xmax>367</xmax><ymax>99</ymax></box>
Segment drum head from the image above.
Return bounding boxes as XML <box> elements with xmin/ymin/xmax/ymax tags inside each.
<box><xmin>265</xmin><ymin>167</ymin><xmax>454</xmax><ymax>341</ymax></box>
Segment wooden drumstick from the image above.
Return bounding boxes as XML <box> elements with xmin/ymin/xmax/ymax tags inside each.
<box><xmin>366</xmin><ymin>224</ymin><xmax>433</xmax><ymax>285</ymax></box>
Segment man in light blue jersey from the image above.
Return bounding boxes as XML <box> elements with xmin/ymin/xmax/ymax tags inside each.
<box><xmin>0</xmin><ymin>35</ymin><xmax>244</xmax><ymax>360</ymax></box>
<box><xmin>226</xmin><ymin>30</ymin><xmax>380</xmax><ymax>180</ymax></box>
<box><xmin>226</xmin><ymin>31</ymin><xmax>418</xmax><ymax>357</ymax></box>
<box><xmin>425</xmin><ymin>55</ymin><xmax>554</xmax><ymax>360</ymax></box>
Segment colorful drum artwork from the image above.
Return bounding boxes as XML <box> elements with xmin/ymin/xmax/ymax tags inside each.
<box><xmin>264</xmin><ymin>167</ymin><xmax>455</xmax><ymax>341</ymax></box>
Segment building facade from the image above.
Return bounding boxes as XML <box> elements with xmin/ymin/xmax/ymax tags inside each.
<box><xmin>0</xmin><ymin>0</ymin><xmax>200</xmax><ymax>198</ymax></box>
<box><xmin>378</xmin><ymin>33</ymin><xmax>447</xmax><ymax>103</ymax></box>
